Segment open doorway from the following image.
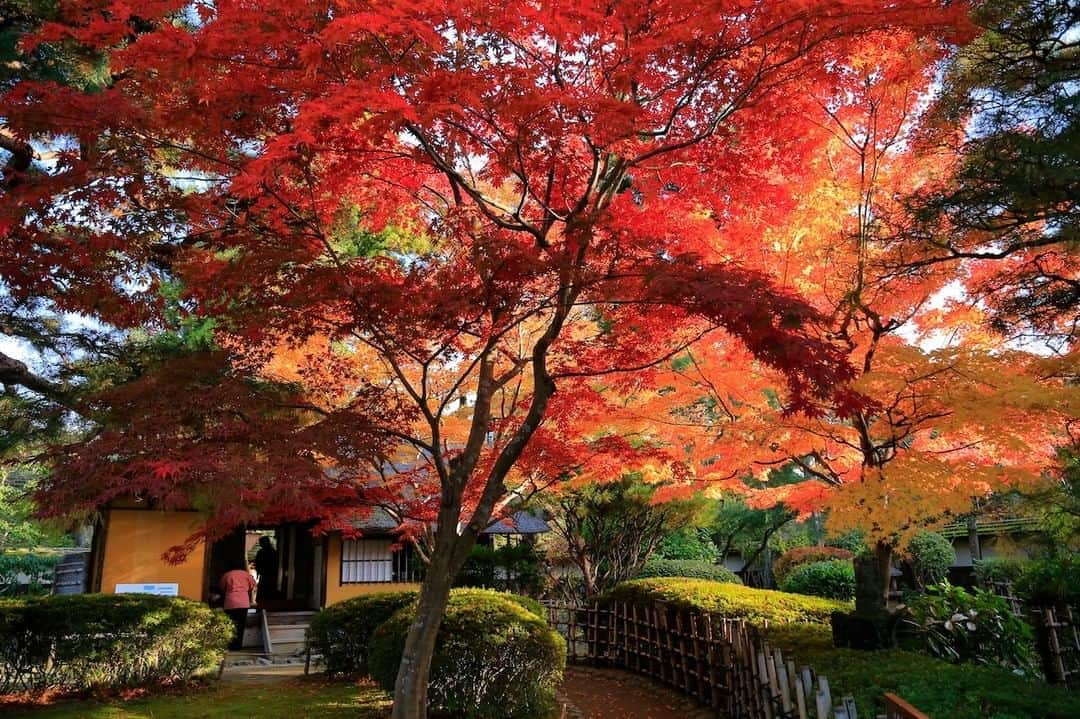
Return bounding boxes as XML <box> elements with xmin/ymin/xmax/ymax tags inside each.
<box><xmin>206</xmin><ymin>523</ymin><xmax>321</xmax><ymax>611</ymax></box>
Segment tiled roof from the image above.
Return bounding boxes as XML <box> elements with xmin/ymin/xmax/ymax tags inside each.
<box><xmin>483</xmin><ymin>510</ymin><xmax>550</xmax><ymax>535</ymax></box>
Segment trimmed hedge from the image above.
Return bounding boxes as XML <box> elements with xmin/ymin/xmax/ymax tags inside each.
<box><xmin>772</xmin><ymin>546</ymin><xmax>854</xmax><ymax>585</ymax></box>
<box><xmin>307</xmin><ymin>591</ymin><xmax>418</xmax><ymax>676</ymax></box>
<box><xmin>307</xmin><ymin>588</ymin><xmax>545</xmax><ymax>678</ymax></box>
<box><xmin>765</xmin><ymin>623</ymin><xmax>1080</xmax><ymax>719</ymax></box>
<box><xmin>0</xmin><ymin>594</ymin><xmax>231</xmax><ymax>694</ymax></box>
<box><xmin>602</xmin><ymin>578</ymin><xmax>850</xmax><ymax>626</ymax></box>
<box><xmin>369</xmin><ymin>588</ymin><xmax>566</xmax><ymax>719</ymax></box>
<box><xmin>779</xmin><ymin>560</ymin><xmax>856</xmax><ymax>601</ymax></box>
<box><xmin>905</xmin><ymin>531</ymin><xmax>955</xmax><ymax>587</ymax></box>
<box><xmin>636</xmin><ymin>559</ymin><xmax>742</xmax><ymax>584</ymax></box>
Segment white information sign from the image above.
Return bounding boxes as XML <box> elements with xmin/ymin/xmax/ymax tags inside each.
<box><xmin>114</xmin><ymin>583</ymin><xmax>180</xmax><ymax>596</ymax></box>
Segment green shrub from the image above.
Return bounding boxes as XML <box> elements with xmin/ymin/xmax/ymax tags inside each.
<box><xmin>655</xmin><ymin>528</ymin><xmax>720</xmax><ymax>561</ymax></box>
<box><xmin>368</xmin><ymin>588</ymin><xmax>565</xmax><ymax>719</ymax></box>
<box><xmin>765</xmin><ymin>623</ymin><xmax>1080</xmax><ymax>719</ymax></box>
<box><xmin>779</xmin><ymin>560</ymin><xmax>855</xmax><ymax>601</ymax></box>
<box><xmin>772</xmin><ymin>546</ymin><xmax>855</xmax><ymax>584</ymax></box>
<box><xmin>0</xmin><ymin>552</ymin><xmax>60</xmax><ymax>596</ymax></box>
<box><xmin>307</xmin><ymin>587</ymin><xmax>544</xmax><ymax>679</ymax></box>
<box><xmin>450</xmin><ymin>586</ymin><xmax>546</xmax><ymax>619</ymax></box>
<box><xmin>905</xmin><ymin>531</ymin><xmax>955</xmax><ymax>588</ymax></box>
<box><xmin>1014</xmin><ymin>555</ymin><xmax>1080</xmax><ymax>605</ymax></box>
<box><xmin>903</xmin><ymin>583</ymin><xmax>1038</xmax><ymax>675</ymax></box>
<box><xmin>307</xmin><ymin>591</ymin><xmax>418</xmax><ymax>676</ymax></box>
<box><xmin>602</xmin><ymin>578</ymin><xmax>849</xmax><ymax>626</ymax></box>
<box><xmin>973</xmin><ymin>558</ymin><xmax>1026</xmax><ymax>587</ymax></box>
<box><xmin>0</xmin><ymin>594</ymin><xmax>231</xmax><ymax>694</ymax></box>
<box><xmin>636</xmin><ymin>559</ymin><xmax>741</xmax><ymax>583</ymax></box>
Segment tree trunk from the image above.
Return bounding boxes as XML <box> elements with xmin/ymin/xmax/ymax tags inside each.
<box><xmin>391</xmin><ymin>552</ymin><xmax>456</xmax><ymax>719</ymax></box>
<box><xmin>853</xmin><ymin>541</ymin><xmax>892</xmax><ymax>618</ymax></box>
<box><xmin>391</xmin><ymin>515</ymin><xmax>481</xmax><ymax>719</ymax></box>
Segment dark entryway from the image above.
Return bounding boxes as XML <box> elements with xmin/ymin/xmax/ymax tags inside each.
<box><xmin>206</xmin><ymin>523</ymin><xmax>322</xmax><ymax>611</ymax></box>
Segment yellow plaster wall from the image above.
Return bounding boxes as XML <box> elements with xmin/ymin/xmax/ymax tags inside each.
<box><xmin>323</xmin><ymin>534</ymin><xmax>419</xmax><ymax>605</ymax></box>
<box><xmin>100</xmin><ymin>509</ymin><xmax>207</xmax><ymax>601</ymax></box>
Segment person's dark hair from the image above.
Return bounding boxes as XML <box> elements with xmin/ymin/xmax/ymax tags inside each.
<box><xmin>258</xmin><ymin>536</ymin><xmax>274</xmax><ymax>549</ymax></box>
<box><xmin>230</xmin><ymin>557</ymin><xmax>248</xmax><ymax>571</ymax></box>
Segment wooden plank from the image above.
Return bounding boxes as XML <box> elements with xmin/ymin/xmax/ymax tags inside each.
<box><xmin>883</xmin><ymin>692</ymin><xmax>930</xmax><ymax>719</ymax></box>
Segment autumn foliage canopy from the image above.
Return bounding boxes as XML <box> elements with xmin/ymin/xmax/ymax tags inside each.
<box><xmin>4</xmin><ymin>0</ymin><xmax>1070</xmax><ymax>560</ymax></box>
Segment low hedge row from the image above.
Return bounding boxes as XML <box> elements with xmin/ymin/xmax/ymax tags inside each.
<box><xmin>307</xmin><ymin>588</ymin><xmax>564</xmax><ymax>719</ymax></box>
<box><xmin>601</xmin><ymin>578</ymin><xmax>850</xmax><ymax>626</ymax></box>
<box><xmin>764</xmin><ymin>623</ymin><xmax>1080</xmax><ymax>719</ymax></box>
<box><xmin>0</xmin><ymin>594</ymin><xmax>231</xmax><ymax>694</ymax></box>
<box><xmin>635</xmin><ymin>559</ymin><xmax>742</xmax><ymax>583</ymax></box>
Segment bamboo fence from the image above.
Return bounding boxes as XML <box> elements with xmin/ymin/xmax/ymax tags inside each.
<box><xmin>544</xmin><ymin>601</ymin><xmax>928</xmax><ymax>719</ymax></box>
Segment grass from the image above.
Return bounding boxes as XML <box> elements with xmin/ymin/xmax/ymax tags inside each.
<box><xmin>765</xmin><ymin>623</ymin><xmax>1080</xmax><ymax>719</ymax></box>
<box><xmin>3</xmin><ymin>677</ymin><xmax>391</xmax><ymax>719</ymax></box>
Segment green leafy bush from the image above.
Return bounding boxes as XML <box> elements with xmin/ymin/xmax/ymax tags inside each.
<box><xmin>1014</xmin><ymin>555</ymin><xmax>1080</xmax><ymax>605</ymax></box>
<box><xmin>308</xmin><ymin>588</ymin><xmax>545</xmax><ymax>680</ymax></box>
<box><xmin>655</xmin><ymin>527</ymin><xmax>720</xmax><ymax>561</ymax></box>
<box><xmin>368</xmin><ymin>588</ymin><xmax>565</xmax><ymax>719</ymax></box>
<box><xmin>772</xmin><ymin>546</ymin><xmax>854</xmax><ymax>584</ymax></box>
<box><xmin>765</xmin><ymin>623</ymin><xmax>1080</xmax><ymax>719</ymax></box>
<box><xmin>307</xmin><ymin>591</ymin><xmax>418</xmax><ymax>676</ymax></box>
<box><xmin>636</xmin><ymin>559</ymin><xmax>741</xmax><ymax>583</ymax></box>
<box><xmin>602</xmin><ymin>578</ymin><xmax>849</xmax><ymax>626</ymax></box>
<box><xmin>903</xmin><ymin>583</ymin><xmax>1038</xmax><ymax>674</ymax></box>
<box><xmin>779</xmin><ymin>560</ymin><xmax>855</xmax><ymax>601</ymax></box>
<box><xmin>0</xmin><ymin>552</ymin><xmax>60</xmax><ymax>596</ymax></box>
<box><xmin>973</xmin><ymin>558</ymin><xmax>1026</xmax><ymax>587</ymax></box>
<box><xmin>0</xmin><ymin>594</ymin><xmax>231</xmax><ymax>694</ymax></box>
<box><xmin>905</xmin><ymin>531</ymin><xmax>956</xmax><ymax>587</ymax></box>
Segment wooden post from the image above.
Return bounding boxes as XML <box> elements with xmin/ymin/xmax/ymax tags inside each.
<box><xmin>819</xmin><ymin>675</ymin><xmax>832</xmax><ymax>710</ymax></box>
<box><xmin>794</xmin><ymin>676</ymin><xmax>809</xmax><ymax>719</ymax></box>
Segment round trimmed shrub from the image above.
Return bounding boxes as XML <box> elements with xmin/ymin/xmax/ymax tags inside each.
<box><xmin>637</xmin><ymin>559</ymin><xmax>742</xmax><ymax>584</ymax></box>
<box><xmin>905</xmin><ymin>531</ymin><xmax>955</xmax><ymax>588</ymax></box>
<box><xmin>449</xmin><ymin>586</ymin><xmax>546</xmax><ymax>619</ymax></box>
<box><xmin>0</xmin><ymin>594</ymin><xmax>231</xmax><ymax>694</ymax></box>
<box><xmin>773</xmin><ymin>546</ymin><xmax>855</xmax><ymax>584</ymax></box>
<box><xmin>780</xmin><ymin>560</ymin><xmax>856</xmax><ymax>601</ymax></box>
<box><xmin>307</xmin><ymin>590</ymin><xmax>418</xmax><ymax>676</ymax></box>
<box><xmin>368</xmin><ymin>588</ymin><xmax>566</xmax><ymax>719</ymax></box>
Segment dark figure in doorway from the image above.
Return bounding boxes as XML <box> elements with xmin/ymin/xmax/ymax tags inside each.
<box><xmin>253</xmin><ymin>536</ymin><xmax>279</xmax><ymax>600</ymax></box>
<box><xmin>220</xmin><ymin>558</ymin><xmax>257</xmax><ymax>650</ymax></box>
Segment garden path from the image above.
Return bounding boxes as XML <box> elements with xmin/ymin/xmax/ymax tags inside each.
<box><xmin>559</xmin><ymin>666</ymin><xmax>717</xmax><ymax>719</ymax></box>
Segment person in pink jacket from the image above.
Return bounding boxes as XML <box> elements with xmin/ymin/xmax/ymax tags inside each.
<box><xmin>220</xmin><ymin>558</ymin><xmax>257</xmax><ymax>650</ymax></box>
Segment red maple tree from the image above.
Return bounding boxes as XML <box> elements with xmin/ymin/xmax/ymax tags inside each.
<box><xmin>1</xmin><ymin>1</ymin><xmax>969</xmax><ymax>714</ymax></box>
